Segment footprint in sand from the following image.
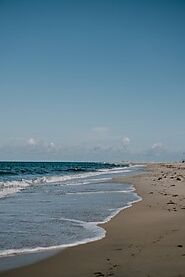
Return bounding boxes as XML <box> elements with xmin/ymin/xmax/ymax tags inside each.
<box><xmin>94</xmin><ymin>272</ymin><xmax>105</xmax><ymax>277</ymax></box>
<box><xmin>167</xmin><ymin>200</ymin><xmax>176</xmax><ymax>205</ymax></box>
<box><xmin>105</xmin><ymin>258</ymin><xmax>119</xmax><ymax>276</ymax></box>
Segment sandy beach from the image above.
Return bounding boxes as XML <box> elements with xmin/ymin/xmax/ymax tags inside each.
<box><xmin>1</xmin><ymin>163</ymin><xmax>185</xmax><ymax>277</ymax></box>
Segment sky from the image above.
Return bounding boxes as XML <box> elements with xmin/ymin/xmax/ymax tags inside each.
<box><xmin>0</xmin><ymin>0</ymin><xmax>185</xmax><ymax>162</ymax></box>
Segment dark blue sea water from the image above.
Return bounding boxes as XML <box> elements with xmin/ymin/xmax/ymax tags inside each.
<box><xmin>0</xmin><ymin>162</ymin><xmax>142</xmax><ymax>269</ymax></box>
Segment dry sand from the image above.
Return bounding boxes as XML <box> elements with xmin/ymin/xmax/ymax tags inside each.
<box><xmin>1</xmin><ymin>163</ymin><xmax>185</xmax><ymax>277</ymax></box>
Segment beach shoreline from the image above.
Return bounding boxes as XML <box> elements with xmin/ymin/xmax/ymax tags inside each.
<box><xmin>1</xmin><ymin>162</ymin><xmax>185</xmax><ymax>277</ymax></box>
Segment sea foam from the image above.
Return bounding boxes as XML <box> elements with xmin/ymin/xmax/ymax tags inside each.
<box><xmin>0</xmin><ymin>167</ymin><xmax>129</xmax><ymax>198</ymax></box>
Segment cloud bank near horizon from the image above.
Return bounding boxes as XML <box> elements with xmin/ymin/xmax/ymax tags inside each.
<box><xmin>0</xmin><ymin>134</ymin><xmax>183</xmax><ymax>162</ymax></box>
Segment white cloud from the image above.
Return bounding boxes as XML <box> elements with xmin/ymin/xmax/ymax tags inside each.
<box><xmin>49</xmin><ymin>142</ymin><xmax>55</xmax><ymax>148</ymax></box>
<box><xmin>152</xmin><ymin>142</ymin><xmax>163</xmax><ymax>150</ymax></box>
<box><xmin>27</xmin><ymin>137</ymin><xmax>38</xmax><ymax>146</ymax></box>
<box><xmin>122</xmin><ymin>137</ymin><xmax>130</xmax><ymax>146</ymax></box>
<box><xmin>26</xmin><ymin>138</ymin><xmax>56</xmax><ymax>152</ymax></box>
<box><xmin>47</xmin><ymin>142</ymin><xmax>57</xmax><ymax>151</ymax></box>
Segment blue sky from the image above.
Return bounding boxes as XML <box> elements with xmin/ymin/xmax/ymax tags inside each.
<box><xmin>0</xmin><ymin>0</ymin><xmax>185</xmax><ymax>161</ymax></box>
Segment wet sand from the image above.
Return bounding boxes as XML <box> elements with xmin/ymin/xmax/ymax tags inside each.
<box><xmin>1</xmin><ymin>163</ymin><xmax>185</xmax><ymax>277</ymax></box>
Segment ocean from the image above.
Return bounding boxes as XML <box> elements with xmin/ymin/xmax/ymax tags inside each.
<box><xmin>0</xmin><ymin>161</ymin><xmax>143</xmax><ymax>270</ymax></box>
